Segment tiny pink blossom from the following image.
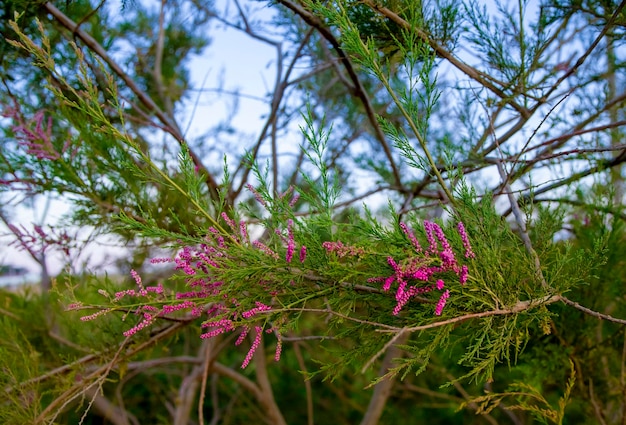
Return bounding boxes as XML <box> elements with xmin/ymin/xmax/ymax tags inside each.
<box><xmin>436</xmin><ymin>279</ymin><xmax>445</xmax><ymax>290</ymax></box>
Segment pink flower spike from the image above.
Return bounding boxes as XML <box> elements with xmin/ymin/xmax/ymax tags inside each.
<box><xmin>115</xmin><ymin>289</ymin><xmax>136</xmax><ymax>300</ymax></box>
<box><xmin>459</xmin><ymin>265</ymin><xmax>469</xmax><ymax>285</ymax></box>
<box><xmin>387</xmin><ymin>256</ymin><xmax>399</xmax><ymax>272</ymax></box>
<box><xmin>457</xmin><ymin>222</ymin><xmax>475</xmax><ymax>258</ymax></box>
<box><xmin>274</xmin><ymin>336</ymin><xmax>283</xmax><ymax>362</ymax></box>
<box><xmin>221</xmin><ymin>212</ymin><xmax>237</xmax><ymax>232</ymax></box>
<box><xmin>432</xmin><ymin>222</ymin><xmax>451</xmax><ymax>250</ymax></box>
<box><xmin>289</xmin><ymin>193</ymin><xmax>300</xmax><ymax>207</ymax></box>
<box><xmin>440</xmin><ymin>248</ymin><xmax>456</xmax><ymax>268</ymax></box>
<box><xmin>279</xmin><ymin>186</ymin><xmax>293</xmax><ymax>199</ymax></box>
<box><xmin>80</xmin><ymin>308</ymin><xmax>111</xmax><ymax>321</ymax></box>
<box><xmin>286</xmin><ymin>219</ymin><xmax>295</xmax><ymax>263</ymax></box>
<box><xmin>253</xmin><ymin>241</ymin><xmax>280</xmax><ymax>260</ymax></box>
<box><xmin>299</xmin><ymin>245</ymin><xmax>307</xmax><ymax>263</ymax></box>
<box><xmin>150</xmin><ymin>257</ymin><xmax>173</xmax><ymax>264</ymax></box>
<box><xmin>242</xmin><ymin>302</ymin><xmax>272</xmax><ymax>318</ymax></box>
<box><xmin>236</xmin><ymin>326</ymin><xmax>250</xmax><ymax>346</ymax></box>
<box><xmin>399</xmin><ymin>222</ymin><xmax>422</xmax><ymax>252</ymax></box>
<box><xmin>130</xmin><ymin>269</ymin><xmax>143</xmax><ymax>288</ymax></box>
<box><xmin>123</xmin><ymin>314</ymin><xmax>155</xmax><ymax>337</ymax></box>
<box><xmin>383</xmin><ymin>275</ymin><xmax>394</xmax><ymax>291</ymax></box>
<box><xmin>434</xmin><ymin>290</ymin><xmax>450</xmax><ymax>316</ymax></box>
<box><xmin>161</xmin><ymin>300</ymin><xmax>196</xmax><ymax>314</ymax></box>
<box><xmin>146</xmin><ymin>283</ymin><xmax>164</xmax><ymax>294</ymax></box>
<box><xmin>423</xmin><ymin>221</ymin><xmax>437</xmax><ymax>253</ymax></box>
<box><xmin>66</xmin><ymin>302</ymin><xmax>83</xmax><ymax>311</ymax></box>
<box><xmin>200</xmin><ymin>327</ymin><xmax>228</xmax><ymax>339</ymax></box>
<box><xmin>239</xmin><ymin>221</ymin><xmax>249</xmax><ymax>243</ymax></box>
<box><xmin>241</xmin><ymin>326</ymin><xmax>263</xmax><ymax>369</ymax></box>
<box><xmin>201</xmin><ymin>318</ymin><xmax>234</xmax><ymax>331</ymax></box>
<box><xmin>246</xmin><ymin>183</ymin><xmax>268</xmax><ymax>207</ymax></box>
<box><xmin>255</xmin><ymin>301</ymin><xmax>272</xmax><ymax>311</ymax></box>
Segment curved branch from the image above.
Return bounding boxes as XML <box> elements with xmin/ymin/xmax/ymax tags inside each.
<box><xmin>276</xmin><ymin>0</ymin><xmax>403</xmax><ymax>189</ymax></box>
<box><xmin>501</xmin><ymin>153</ymin><xmax>626</xmax><ymax>216</ymax></box>
<box><xmin>42</xmin><ymin>2</ymin><xmax>220</xmax><ymax>200</ymax></box>
<box><xmin>360</xmin><ymin>331</ymin><xmax>408</xmax><ymax>425</ymax></box>
<box><xmin>561</xmin><ymin>297</ymin><xmax>626</xmax><ymax>325</ymax></box>
<box><xmin>360</xmin><ymin>0</ymin><xmax>529</xmax><ymax>117</ymax></box>
<box><xmin>538</xmin><ymin>0</ymin><xmax>626</xmax><ymax>106</ymax></box>
<box><xmin>379</xmin><ymin>295</ymin><xmax>562</xmax><ymax>334</ymax></box>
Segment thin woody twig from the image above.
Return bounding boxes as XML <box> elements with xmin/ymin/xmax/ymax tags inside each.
<box><xmin>198</xmin><ymin>340</ymin><xmax>213</xmax><ymax>425</ymax></box>
<box><xmin>292</xmin><ymin>339</ymin><xmax>314</xmax><ymax>425</ymax></box>
<box><xmin>496</xmin><ymin>160</ymin><xmax>547</xmax><ymax>288</ymax></box>
<box><xmin>561</xmin><ymin>297</ymin><xmax>626</xmax><ymax>325</ymax></box>
<box><xmin>361</xmin><ymin>327</ymin><xmax>407</xmax><ymax>374</ymax></box>
<box><xmin>378</xmin><ymin>295</ymin><xmax>562</xmax><ymax>334</ymax></box>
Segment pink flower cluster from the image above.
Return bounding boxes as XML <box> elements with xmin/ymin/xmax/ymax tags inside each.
<box><xmin>246</xmin><ymin>184</ymin><xmax>300</xmax><ymax>209</ymax></box>
<box><xmin>368</xmin><ymin>220</ymin><xmax>474</xmax><ymax>316</ymax></box>
<box><xmin>322</xmin><ymin>241</ymin><xmax>366</xmax><ymax>258</ymax></box>
<box><xmin>201</xmin><ymin>301</ymin><xmax>281</xmax><ymax>368</ymax></box>
<box><xmin>275</xmin><ymin>219</ymin><xmax>307</xmax><ymax>264</ymax></box>
<box><xmin>3</xmin><ymin>108</ymin><xmax>77</xmax><ymax>161</ymax></box>
<box><xmin>81</xmin><ymin>267</ymin><xmax>202</xmax><ymax>335</ymax></box>
<box><xmin>102</xmin><ymin>214</ymin><xmax>293</xmax><ymax>367</ymax></box>
<box><xmin>8</xmin><ymin>223</ymin><xmax>72</xmax><ymax>257</ymax></box>
<box><xmin>114</xmin><ymin>270</ymin><xmax>164</xmax><ymax>301</ymax></box>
